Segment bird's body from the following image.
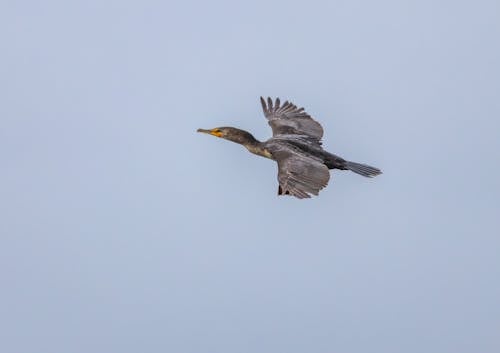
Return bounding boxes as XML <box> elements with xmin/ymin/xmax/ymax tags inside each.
<box><xmin>198</xmin><ymin>97</ymin><xmax>381</xmax><ymax>199</ymax></box>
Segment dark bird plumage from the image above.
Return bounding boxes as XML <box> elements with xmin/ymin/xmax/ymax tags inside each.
<box><xmin>197</xmin><ymin>97</ymin><xmax>382</xmax><ymax>199</ymax></box>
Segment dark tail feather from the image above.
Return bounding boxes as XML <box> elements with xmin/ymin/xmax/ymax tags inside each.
<box><xmin>344</xmin><ymin>161</ymin><xmax>382</xmax><ymax>178</ymax></box>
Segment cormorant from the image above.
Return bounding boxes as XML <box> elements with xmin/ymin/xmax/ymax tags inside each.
<box><xmin>197</xmin><ymin>97</ymin><xmax>381</xmax><ymax>199</ymax></box>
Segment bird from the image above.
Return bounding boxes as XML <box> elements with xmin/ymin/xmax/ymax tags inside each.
<box><xmin>197</xmin><ymin>97</ymin><xmax>382</xmax><ymax>199</ymax></box>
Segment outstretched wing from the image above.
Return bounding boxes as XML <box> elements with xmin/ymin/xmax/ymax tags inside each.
<box><xmin>260</xmin><ymin>97</ymin><xmax>324</xmax><ymax>140</ymax></box>
<box><xmin>272</xmin><ymin>149</ymin><xmax>330</xmax><ymax>199</ymax></box>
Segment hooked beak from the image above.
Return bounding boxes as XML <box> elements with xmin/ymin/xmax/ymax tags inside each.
<box><xmin>197</xmin><ymin>128</ymin><xmax>223</xmax><ymax>137</ymax></box>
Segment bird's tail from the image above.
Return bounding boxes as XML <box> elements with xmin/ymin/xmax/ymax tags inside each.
<box><xmin>344</xmin><ymin>161</ymin><xmax>382</xmax><ymax>178</ymax></box>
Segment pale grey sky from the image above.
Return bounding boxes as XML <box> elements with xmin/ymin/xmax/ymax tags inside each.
<box><xmin>1</xmin><ymin>0</ymin><xmax>499</xmax><ymax>352</ymax></box>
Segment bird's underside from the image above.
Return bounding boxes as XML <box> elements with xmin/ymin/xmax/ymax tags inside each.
<box><xmin>197</xmin><ymin>97</ymin><xmax>382</xmax><ymax>199</ymax></box>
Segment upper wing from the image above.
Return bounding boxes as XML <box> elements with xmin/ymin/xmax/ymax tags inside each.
<box><xmin>260</xmin><ymin>97</ymin><xmax>324</xmax><ymax>140</ymax></box>
<box><xmin>272</xmin><ymin>149</ymin><xmax>330</xmax><ymax>199</ymax></box>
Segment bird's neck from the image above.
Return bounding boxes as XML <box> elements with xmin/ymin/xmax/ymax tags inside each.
<box><xmin>244</xmin><ymin>141</ymin><xmax>273</xmax><ymax>159</ymax></box>
<box><xmin>225</xmin><ymin>128</ymin><xmax>273</xmax><ymax>159</ymax></box>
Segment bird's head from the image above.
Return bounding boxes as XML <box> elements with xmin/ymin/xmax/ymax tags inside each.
<box><xmin>197</xmin><ymin>127</ymin><xmax>258</xmax><ymax>145</ymax></box>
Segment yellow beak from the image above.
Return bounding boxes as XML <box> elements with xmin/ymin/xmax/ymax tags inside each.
<box><xmin>197</xmin><ymin>128</ymin><xmax>223</xmax><ymax>137</ymax></box>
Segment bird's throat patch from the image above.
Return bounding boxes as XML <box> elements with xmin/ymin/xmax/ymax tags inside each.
<box><xmin>210</xmin><ymin>130</ymin><xmax>223</xmax><ymax>137</ymax></box>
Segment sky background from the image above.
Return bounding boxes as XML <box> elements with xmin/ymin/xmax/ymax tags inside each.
<box><xmin>1</xmin><ymin>0</ymin><xmax>499</xmax><ymax>352</ymax></box>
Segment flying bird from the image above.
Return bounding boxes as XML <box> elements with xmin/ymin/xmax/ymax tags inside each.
<box><xmin>197</xmin><ymin>97</ymin><xmax>381</xmax><ymax>199</ymax></box>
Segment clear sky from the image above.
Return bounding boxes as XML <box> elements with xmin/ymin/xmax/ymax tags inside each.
<box><xmin>1</xmin><ymin>0</ymin><xmax>499</xmax><ymax>352</ymax></box>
